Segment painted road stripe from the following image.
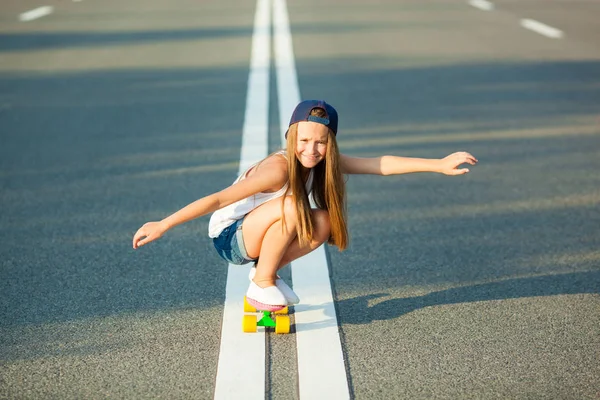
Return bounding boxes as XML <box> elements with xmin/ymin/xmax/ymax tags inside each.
<box><xmin>468</xmin><ymin>0</ymin><xmax>494</xmax><ymax>11</ymax></box>
<box><xmin>521</xmin><ymin>18</ymin><xmax>564</xmax><ymax>39</ymax></box>
<box><xmin>213</xmin><ymin>0</ymin><xmax>270</xmax><ymax>398</ymax></box>
<box><xmin>19</xmin><ymin>6</ymin><xmax>53</xmax><ymax>22</ymax></box>
<box><xmin>291</xmin><ymin>247</ymin><xmax>350</xmax><ymax>399</ymax></box>
<box><xmin>273</xmin><ymin>0</ymin><xmax>351</xmax><ymax>398</ymax></box>
<box><xmin>273</xmin><ymin>0</ymin><xmax>300</xmax><ymax>144</ymax></box>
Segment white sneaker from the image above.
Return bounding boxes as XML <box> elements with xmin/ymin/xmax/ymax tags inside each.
<box><xmin>248</xmin><ymin>267</ymin><xmax>300</xmax><ymax>305</ymax></box>
<box><xmin>246</xmin><ymin>281</ymin><xmax>286</xmax><ymax>311</ymax></box>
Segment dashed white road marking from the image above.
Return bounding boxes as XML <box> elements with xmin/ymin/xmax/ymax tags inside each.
<box><xmin>469</xmin><ymin>0</ymin><xmax>494</xmax><ymax>11</ymax></box>
<box><xmin>273</xmin><ymin>0</ymin><xmax>351</xmax><ymax>398</ymax></box>
<box><xmin>213</xmin><ymin>0</ymin><xmax>270</xmax><ymax>398</ymax></box>
<box><xmin>521</xmin><ymin>18</ymin><xmax>564</xmax><ymax>39</ymax></box>
<box><xmin>19</xmin><ymin>6</ymin><xmax>53</xmax><ymax>22</ymax></box>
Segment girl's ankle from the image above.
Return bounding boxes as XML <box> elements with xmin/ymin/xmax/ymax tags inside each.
<box><xmin>252</xmin><ymin>278</ymin><xmax>277</xmax><ymax>288</ymax></box>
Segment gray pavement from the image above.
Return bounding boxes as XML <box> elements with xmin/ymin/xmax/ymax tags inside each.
<box><xmin>289</xmin><ymin>0</ymin><xmax>600</xmax><ymax>398</ymax></box>
<box><xmin>2</xmin><ymin>0</ymin><xmax>600</xmax><ymax>399</ymax></box>
<box><xmin>1</xmin><ymin>0</ymin><xmax>252</xmax><ymax>397</ymax></box>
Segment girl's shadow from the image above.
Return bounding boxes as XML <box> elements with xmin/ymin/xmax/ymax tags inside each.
<box><xmin>337</xmin><ymin>270</ymin><xmax>600</xmax><ymax>325</ymax></box>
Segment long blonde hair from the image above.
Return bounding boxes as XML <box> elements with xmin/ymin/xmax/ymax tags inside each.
<box><xmin>283</xmin><ymin>108</ymin><xmax>348</xmax><ymax>250</ymax></box>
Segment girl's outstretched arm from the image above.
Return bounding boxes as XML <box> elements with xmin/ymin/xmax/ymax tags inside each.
<box><xmin>340</xmin><ymin>152</ymin><xmax>478</xmax><ymax>176</ymax></box>
<box><xmin>132</xmin><ymin>160</ymin><xmax>288</xmax><ymax>249</ymax></box>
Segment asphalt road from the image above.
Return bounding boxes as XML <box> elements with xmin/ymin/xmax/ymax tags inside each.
<box><xmin>1</xmin><ymin>0</ymin><xmax>599</xmax><ymax>399</ymax></box>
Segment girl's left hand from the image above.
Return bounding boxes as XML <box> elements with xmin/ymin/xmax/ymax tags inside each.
<box><xmin>439</xmin><ymin>152</ymin><xmax>478</xmax><ymax>175</ymax></box>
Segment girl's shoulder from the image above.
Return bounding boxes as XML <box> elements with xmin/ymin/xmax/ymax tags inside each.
<box><xmin>243</xmin><ymin>152</ymin><xmax>288</xmax><ymax>191</ymax></box>
<box><xmin>248</xmin><ymin>152</ymin><xmax>287</xmax><ymax>175</ymax></box>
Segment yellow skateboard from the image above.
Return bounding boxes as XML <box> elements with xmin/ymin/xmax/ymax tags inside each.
<box><xmin>242</xmin><ymin>296</ymin><xmax>291</xmax><ymax>334</ymax></box>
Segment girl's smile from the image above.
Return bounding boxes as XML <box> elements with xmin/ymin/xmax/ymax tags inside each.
<box><xmin>296</xmin><ymin>121</ymin><xmax>329</xmax><ymax>169</ymax></box>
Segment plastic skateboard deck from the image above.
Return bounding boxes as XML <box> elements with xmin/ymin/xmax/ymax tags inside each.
<box><xmin>242</xmin><ymin>296</ymin><xmax>291</xmax><ymax>334</ymax></box>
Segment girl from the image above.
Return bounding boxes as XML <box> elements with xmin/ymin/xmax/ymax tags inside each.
<box><xmin>132</xmin><ymin>100</ymin><xmax>478</xmax><ymax>310</ymax></box>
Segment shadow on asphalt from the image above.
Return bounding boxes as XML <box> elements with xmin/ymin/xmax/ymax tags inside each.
<box><xmin>0</xmin><ymin>22</ymin><xmax>418</xmax><ymax>53</ymax></box>
<box><xmin>0</xmin><ymin>27</ymin><xmax>253</xmax><ymax>52</ymax></box>
<box><xmin>336</xmin><ymin>270</ymin><xmax>600</xmax><ymax>324</ymax></box>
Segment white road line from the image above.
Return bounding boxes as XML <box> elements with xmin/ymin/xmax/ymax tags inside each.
<box><xmin>273</xmin><ymin>0</ymin><xmax>351</xmax><ymax>399</ymax></box>
<box><xmin>291</xmin><ymin>247</ymin><xmax>351</xmax><ymax>399</ymax></box>
<box><xmin>213</xmin><ymin>0</ymin><xmax>270</xmax><ymax>398</ymax></box>
<box><xmin>273</xmin><ymin>0</ymin><xmax>300</xmax><ymax>143</ymax></box>
<box><xmin>468</xmin><ymin>0</ymin><xmax>494</xmax><ymax>11</ymax></box>
<box><xmin>521</xmin><ymin>18</ymin><xmax>564</xmax><ymax>39</ymax></box>
<box><xmin>19</xmin><ymin>6</ymin><xmax>53</xmax><ymax>22</ymax></box>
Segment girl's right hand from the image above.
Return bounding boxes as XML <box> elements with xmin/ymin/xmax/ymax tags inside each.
<box><xmin>132</xmin><ymin>221</ymin><xmax>168</xmax><ymax>249</ymax></box>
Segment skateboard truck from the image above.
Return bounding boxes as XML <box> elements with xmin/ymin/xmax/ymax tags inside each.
<box><xmin>256</xmin><ymin>310</ymin><xmax>276</xmax><ymax>328</ymax></box>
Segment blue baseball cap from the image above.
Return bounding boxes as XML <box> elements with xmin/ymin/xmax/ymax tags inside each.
<box><xmin>286</xmin><ymin>100</ymin><xmax>338</xmax><ymax>138</ymax></box>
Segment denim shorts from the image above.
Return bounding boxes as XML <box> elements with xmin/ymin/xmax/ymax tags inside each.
<box><xmin>212</xmin><ymin>218</ymin><xmax>256</xmax><ymax>265</ymax></box>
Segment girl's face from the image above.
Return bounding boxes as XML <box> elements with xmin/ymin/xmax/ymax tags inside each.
<box><xmin>295</xmin><ymin>121</ymin><xmax>329</xmax><ymax>169</ymax></box>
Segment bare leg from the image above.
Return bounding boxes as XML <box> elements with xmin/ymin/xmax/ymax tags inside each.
<box><xmin>252</xmin><ymin>219</ymin><xmax>297</xmax><ymax>287</ymax></box>
<box><xmin>242</xmin><ymin>197</ymin><xmax>330</xmax><ymax>288</ymax></box>
<box><xmin>276</xmin><ymin>209</ymin><xmax>330</xmax><ymax>269</ymax></box>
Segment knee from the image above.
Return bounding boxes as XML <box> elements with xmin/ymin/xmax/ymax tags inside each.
<box><xmin>281</xmin><ymin>197</ymin><xmax>330</xmax><ymax>244</ymax></box>
<box><xmin>311</xmin><ymin>210</ymin><xmax>331</xmax><ymax>245</ymax></box>
<box><xmin>281</xmin><ymin>196</ymin><xmax>299</xmax><ymax>223</ymax></box>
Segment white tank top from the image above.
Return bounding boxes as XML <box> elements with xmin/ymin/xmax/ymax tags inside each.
<box><xmin>208</xmin><ymin>151</ymin><xmax>314</xmax><ymax>238</ymax></box>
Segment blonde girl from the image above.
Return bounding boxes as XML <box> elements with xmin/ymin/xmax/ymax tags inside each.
<box><xmin>133</xmin><ymin>100</ymin><xmax>478</xmax><ymax>310</ymax></box>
